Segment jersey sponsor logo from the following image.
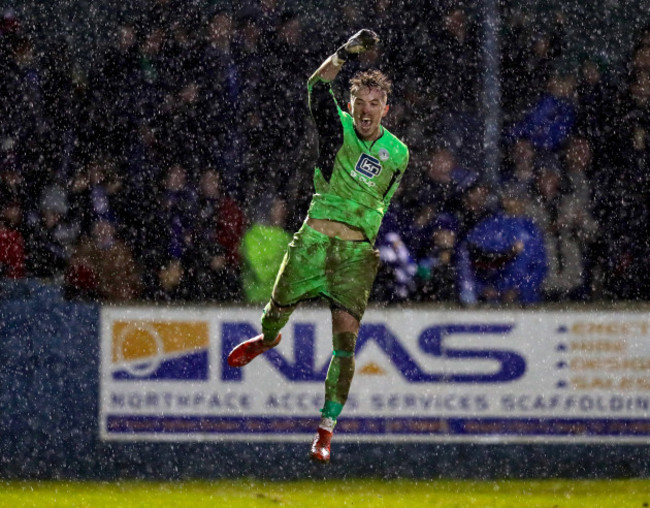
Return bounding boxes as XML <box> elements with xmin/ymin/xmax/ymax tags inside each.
<box><xmin>355</xmin><ymin>153</ymin><xmax>382</xmax><ymax>179</ymax></box>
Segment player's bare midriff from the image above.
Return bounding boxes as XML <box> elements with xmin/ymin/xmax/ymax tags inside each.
<box><xmin>307</xmin><ymin>217</ymin><xmax>366</xmax><ymax>241</ymax></box>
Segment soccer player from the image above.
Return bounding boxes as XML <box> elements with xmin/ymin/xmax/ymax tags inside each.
<box><xmin>227</xmin><ymin>29</ymin><xmax>409</xmax><ymax>463</ymax></box>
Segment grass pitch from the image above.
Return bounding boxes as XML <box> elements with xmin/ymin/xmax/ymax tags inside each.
<box><xmin>0</xmin><ymin>478</ymin><xmax>648</xmax><ymax>508</ymax></box>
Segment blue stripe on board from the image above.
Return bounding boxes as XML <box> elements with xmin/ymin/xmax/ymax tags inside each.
<box><xmin>105</xmin><ymin>416</ymin><xmax>650</xmax><ymax>436</ymax></box>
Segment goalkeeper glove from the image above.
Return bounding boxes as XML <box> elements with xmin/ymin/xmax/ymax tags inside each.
<box><xmin>333</xmin><ymin>29</ymin><xmax>379</xmax><ymax>65</ymax></box>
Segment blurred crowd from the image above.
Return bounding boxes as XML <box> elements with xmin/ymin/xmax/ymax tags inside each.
<box><xmin>0</xmin><ymin>0</ymin><xmax>649</xmax><ymax>306</ymax></box>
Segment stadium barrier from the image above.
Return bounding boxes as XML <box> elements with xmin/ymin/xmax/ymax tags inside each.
<box><xmin>1</xmin><ymin>278</ymin><xmax>649</xmax><ymax>480</ymax></box>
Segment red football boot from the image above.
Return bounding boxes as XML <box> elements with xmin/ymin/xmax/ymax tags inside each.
<box><xmin>227</xmin><ymin>333</ymin><xmax>282</xmax><ymax>368</ymax></box>
<box><xmin>309</xmin><ymin>427</ymin><xmax>333</xmax><ymax>464</ymax></box>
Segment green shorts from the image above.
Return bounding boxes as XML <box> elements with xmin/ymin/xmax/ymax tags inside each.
<box><xmin>271</xmin><ymin>222</ymin><xmax>380</xmax><ymax>321</ymax></box>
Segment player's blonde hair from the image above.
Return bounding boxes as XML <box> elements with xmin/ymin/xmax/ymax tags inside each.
<box><xmin>349</xmin><ymin>69</ymin><xmax>392</xmax><ymax>101</ymax></box>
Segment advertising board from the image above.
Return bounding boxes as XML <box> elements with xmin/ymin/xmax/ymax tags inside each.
<box><xmin>100</xmin><ymin>307</ymin><xmax>650</xmax><ymax>443</ymax></box>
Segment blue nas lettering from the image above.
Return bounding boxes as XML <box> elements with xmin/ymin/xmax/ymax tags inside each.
<box><xmin>221</xmin><ymin>322</ymin><xmax>526</xmax><ymax>383</ymax></box>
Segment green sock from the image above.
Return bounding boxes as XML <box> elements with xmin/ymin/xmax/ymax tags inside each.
<box><xmin>321</xmin><ymin>400</ymin><xmax>344</xmax><ymax>420</ymax></box>
<box><xmin>321</xmin><ymin>331</ymin><xmax>357</xmax><ymax>420</ymax></box>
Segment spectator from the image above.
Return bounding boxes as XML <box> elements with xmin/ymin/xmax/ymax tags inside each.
<box><xmin>57</xmin><ymin>67</ymin><xmax>95</xmax><ymax>184</ymax></box>
<box><xmin>3</xmin><ymin>3</ymin><xmax>650</xmax><ymax>306</ymax></box>
<box><xmin>415</xmin><ymin>147</ymin><xmax>476</xmax><ymax>228</ymax></box>
<box><xmin>457</xmin><ymin>184</ymin><xmax>547</xmax><ymax>306</ymax></box>
<box><xmin>186</xmin><ymin>168</ymin><xmax>246</xmax><ymax>302</ymax></box>
<box><xmin>562</xmin><ymin>136</ymin><xmax>594</xmax><ymax>211</ymax></box>
<box><xmin>366</xmin><ymin>0</ymin><xmax>417</xmax><ymax>86</ymax></box>
<box><xmin>138</xmin><ymin>162</ymin><xmax>198</xmax><ymax>301</ymax></box>
<box><xmin>25</xmin><ymin>184</ymin><xmax>79</xmax><ymax>279</ymax></box>
<box><xmin>601</xmin><ymin>63</ymin><xmax>650</xmax><ymax>299</ymax></box>
<box><xmin>65</xmin><ymin>218</ymin><xmax>142</xmax><ymax>301</ymax></box>
<box><xmin>426</xmin><ymin>6</ymin><xmax>483</xmax><ymax>168</ymax></box>
<box><xmin>430</xmin><ymin>4</ymin><xmax>481</xmax><ymax>114</ymax></box>
<box><xmin>89</xmin><ymin>20</ymin><xmax>142</xmax><ymax>157</ymax></box>
<box><xmin>163</xmin><ymin>7</ymin><xmax>203</xmax><ymax>91</ymax></box>
<box><xmin>372</xmin><ymin>231</ymin><xmax>417</xmax><ymax>303</ymax></box>
<box><xmin>232</xmin><ymin>9</ymin><xmax>266</xmax><ymax>200</ymax></box>
<box><xmin>527</xmin><ymin>155</ymin><xmax>598</xmax><ymax>301</ymax></box>
<box><xmin>146</xmin><ymin>162</ymin><xmax>197</xmax><ymax>265</ymax></box>
<box><xmin>3</xmin><ymin>35</ymin><xmax>50</xmax><ymax>205</ymax></box>
<box><xmin>414</xmin><ymin>214</ymin><xmax>459</xmax><ymax>302</ymax></box>
<box><xmin>120</xmin><ymin>124</ymin><xmax>166</xmax><ymax>256</ymax></box>
<box><xmin>0</xmin><ymin>199</ymin><xmax>25</xmax><ymax>279</ymax></box>
<box><xmin>502</xmin><ymin>138</ymin><xmax>537</xmax><ymax>192</ymax></box>
<box><xmin>39</xmin><ymin>36</ymin><xmax>73</xmax><ymax>167</ymax></box>
<box><xmin>500</xmin><ymin>8</ymin><xmax>533</xmax><ymax>122</ymax></box>
<box><xmin>455</xmin><ymin>181</ymin><xmax>495</xmax><ymax>241</ymax></box>
<box><xmin>507</xmin><ymin>69</ymin><xmax>577</xmax><ymax>152</ymax></box>
<box><xmin>143</xmin><ymin>256</ymin><xmax>192</xmax><ymax>302</ymax></box>
<box><xmin>0</xmin><ymin>143</ymin><xmax>26</xmax><ymax>205</ymax></box>
<box><xmin>135</xmin><ymin>22</ymin><xmax>170</xmax><ymax>125</ymax></box>
<box><xmin>195</xmin><ymin>8</ymin><xmax>242</xmax><ymax>195</ymax></box>
<box><xmin>68</xmin><ymin>154</ymin><xmax>122</xmax><ymax>236</ymax></box>
<box><xmin>574</xmin><ymin>54</ymin><xmax>614</xmax><ymax>144</ymax></box>
<box><xmin>501</xmin><ymin>11</ymin><xmax>566</xmax><ymax>121</ymax></box>
<box><xmin>2</xmin><ymin>35</ymin><xmax>47</xmax><ymax>146</ymax></box>
<box><xmin>233</xmin><ymin>9</ymin><xmax>264</xmax><ymax>91</ymax></box>
<box><xmin>240</xmin><ymin>197</ymin><xmax>291</xmax><ymax>304</ymax></box>
<box><xmin>562</xmin><ymin>136</ymin><xmax>604</xmax><ymax>299</ymax></box>
<box><xmin>158</xmin><ymin>80</ymin><xmax>206</xmax><ymax>167</ymax></box>
<box><xmin>259</xmin><ymin>9</ymin><xmax>311</xmax><ymax>200</ymax></box>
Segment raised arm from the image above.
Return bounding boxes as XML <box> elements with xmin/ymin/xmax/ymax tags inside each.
<box><xmin>307</xmin><ymin>30</ymin><xmax>381</xmax><ymax>181</ymax></box>
<box><xmin>308</xmin><ymin>29</ymin><xmax>380</xmax><ymax>85</ymax></box>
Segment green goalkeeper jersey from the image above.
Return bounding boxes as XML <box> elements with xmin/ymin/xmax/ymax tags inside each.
<box><xmin>307</xmin><ymin>79</ymin><xmax>409</xmax><ymax>245</ymax></box>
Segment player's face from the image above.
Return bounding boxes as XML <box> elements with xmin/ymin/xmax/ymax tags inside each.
<box><xmin>349</xmin><ymin>86</ymin><xmax>389</xmax><ymax>141</ymax></box>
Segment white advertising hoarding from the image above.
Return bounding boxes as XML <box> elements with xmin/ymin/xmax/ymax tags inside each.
<box><xmin>100</xmin><ymin>306</ymin><xmax>650</xmax><ymax>443</ymax></box>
